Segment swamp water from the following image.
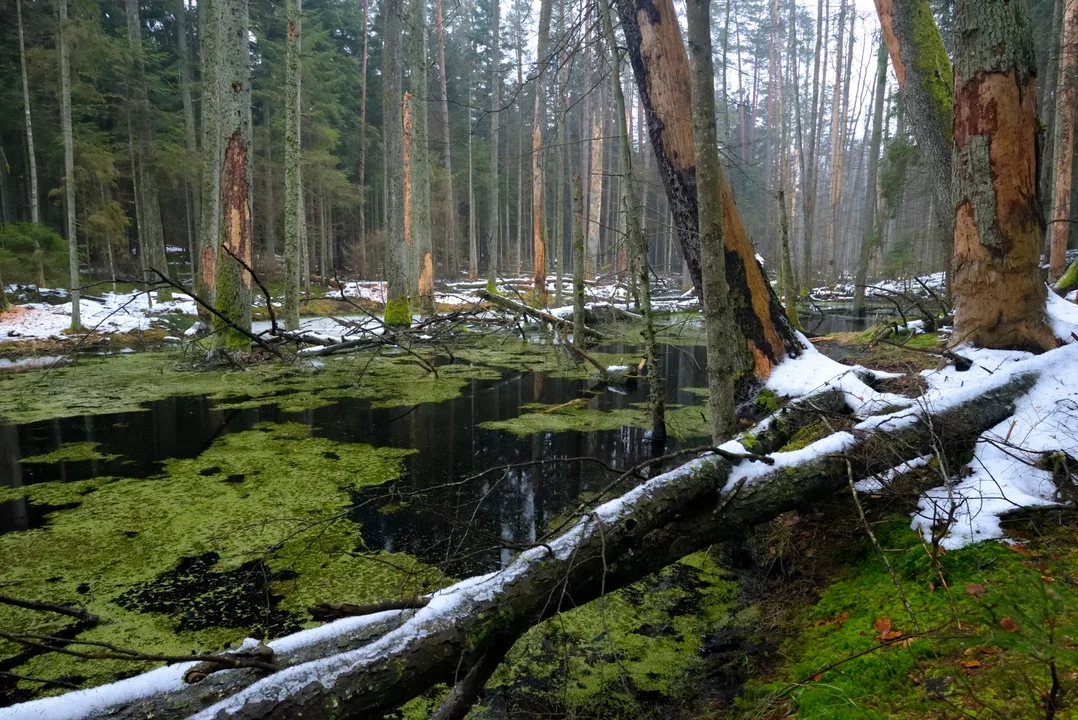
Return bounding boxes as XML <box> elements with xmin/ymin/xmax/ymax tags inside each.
<box><xmin>0</xmin><ymin>342</ymin><xmax>742</xmax><ymax>713</ymax></box>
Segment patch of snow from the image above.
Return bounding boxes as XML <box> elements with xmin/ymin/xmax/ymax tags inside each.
<box><xmin>0</xmin><ymin>290</ymin><xmax>196</xmax><ymax>342</ymax></box>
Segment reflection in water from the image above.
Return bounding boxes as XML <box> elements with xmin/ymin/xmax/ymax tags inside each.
<box><xmin>802</xmin><ymin>310</ymin><xmax>893</xmax><ymax>337</ymax></box>
<box><xmin>0</xmin><ymin>344</ymin><xmax>710</xmax><ymax>579</ymax></box>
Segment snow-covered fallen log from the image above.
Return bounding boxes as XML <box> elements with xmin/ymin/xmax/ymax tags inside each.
<box><xmin>11</xmin><ymin>370</ymin><xmax>1035</xmax><ymax>720</ymax></box>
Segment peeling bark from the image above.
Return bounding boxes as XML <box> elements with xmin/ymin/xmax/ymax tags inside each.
<box><xmin>530</xmin><ymin>0</ymin><xmax>554</xmax><ymax>303</ymax></box>
<box><xmin>951</xmin><ymin>0</ymin><xmax>1055</xmax><ymax>352</ymax></box>
<box><xmin>1047</xmin><ymin>0</ymin><xmax>1078</xmax><ymax>283</ymax></box>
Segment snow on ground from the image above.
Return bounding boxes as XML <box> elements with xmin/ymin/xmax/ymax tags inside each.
<box><xmin>765</xmin><ymin>297</ymin><xmax>1078</xmax><ymax>550</ymax></box>
<box><xmin>0</xmin><ymin>290</ymin><xmax>196</xmax><ymax>342</ymax></box>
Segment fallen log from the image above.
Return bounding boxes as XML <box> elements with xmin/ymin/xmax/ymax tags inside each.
<box><xmin>164</xmin><ymin>375</ymin><xmax>1030</xmax><ymax>719</ymax></box>
<box><xmin>476</xmin><ymin>289</ymin><xmax>607</xmax><ymax>340</ymax></box>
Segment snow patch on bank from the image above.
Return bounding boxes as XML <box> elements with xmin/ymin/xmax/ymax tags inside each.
<box><xmin>0</xmin><ymin>291</ymin><xmax>196</xmax><ymax>342</ymax></box>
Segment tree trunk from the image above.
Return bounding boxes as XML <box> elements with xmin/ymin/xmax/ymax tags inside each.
<box><xmin>686</xmin><ymin>0</ymin><xmax>737</xmax><ymax>440</ymax></box>
<box><xmin>17</xmin><ymin>0</ymin><xmax>39</xmax><ymax>227</ymax></box>
<box><xmin>198</xmin><ymin>0</ymin><xmax>221</xmax><ymax>318</ymax></box>
<box><xmin>383</xmin><ymin>0</ymin><xmax>410</xmax><ymax>325</ymax></box>
<box><xmin>572</xmin><ymin>175</ymin><xmax>585</xmax><ymax>344</ymax></box>
<box><xmin>356</xmin><ymin>0</ymin><xmax>369</xmax><ymax>278</ymax></box>
<box><xmin>616</xmin><ymin>0</ymin><xmax>800</xmax><ymax>382</ymax></box>
<box><xmin>212</xmin><ymin>0</ymin><xmax>254</xmax><ymax>350</ymax></box>
<box><xmin>488</xmin><ymin>0</ymin><xmax>501</xmax><ymax>288</ymax></box>
<box><xmin>824</xmin><ymin>0</ymin><xmax>847</xmax><ymax>285</ymax></box>
<box><xmin>263</xmin><ymin>101</ymin><xmax>276</xmax><ymax>267</ymax></box>
<box><xmin>284</xmin><ymin>0</ymin><xmax>302</xmax><ymax>329</ymax></box>
<box><xmin>1047</xmin><ymin>0</ymin><xmax>1078</xmax><ymax>283</ymax></box>
<box><xmin>406</xmin><ymin>0</ymin><xmax>433</xmax><ymax>314</ymax></box>
<box><xmin>176</xmin><ymin>0</ymin><xmax>200</xmax><ymax>243</ymax></box>
<box><xmin>433</xmin><ymin>0</ymin><xmax>454</xmax><ymax>272</ymax></box>
<box><xmin>585</xmin><ymin>98</ymin><xmax>603</xmax><ymax>280</ymax></box>
<box><xmin>125</xmin><ymin>0</ymin><xmax>172</xmax><ymax>300</ymax></box>
<box><xmin>873</xmin><ymin>0</ymin><xmax>954</xmax><ymax>292</ymax></box>
<box><xmin>58</xmin><ymin>0</ymin><xmax>80</xmax><ymax>329</ymax></box>
<box><xmin>853</xmin><ymin>42</ymin><xmax>888</xmax><ymax>314</ymax></box>
<box><xmin>599</xmin><ymin>0</ymin><xmax>664</xmax><ymax>442</ymax></box>
<box><xmin>83</xmin><ymin>374</ymin><xmax>1035</xmax><ymax>720</ymax></box>
<box><xmin>951</xmin><ymin>0</ymin><xmax>1055</xmax><ymax>352</ymax></box>
<box><xmin>530</xmin><ymin>0</ymin><xmax>554</xmax><ymax>303</ymax></box>
<box><xmin>515</xmin><ymin>9</ymin><xmax>525</xmax><ymax>276</ymax></box>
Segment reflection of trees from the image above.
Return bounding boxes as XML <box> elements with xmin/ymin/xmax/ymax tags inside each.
<box><xmin>0</xmin><ymin>422</ymin><xmax>28</xmax><ymax>533</ymax></box>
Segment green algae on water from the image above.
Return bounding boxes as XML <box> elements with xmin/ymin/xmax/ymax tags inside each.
<box><xmin>20</xmin><ymin>441</ymin><xmax>119</xmax><ymax>464</ymax></box>
<box><xmin>0</xmin><ymin>422</ymin><xmax>446</xmax><ymax>695</ymax></box>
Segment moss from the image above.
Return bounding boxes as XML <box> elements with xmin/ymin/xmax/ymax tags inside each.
<box><xmin>484</xmin><ymin>552</ymin><xmax>738</xmax><ymax>715</ymax></box>
<box><xmin>737</xmin><ymin>519</ymin><xmax>1078</xmax><ymax>719</ymax></box>
<box><xmin>383</xmin><ymin>296</ymin><xmax>412</xmax><ymax>326</ymax></box>
<box><xmin>20</xmin><ymin>441</ymin><xmax>119</xmax><ymax>464</ymax></box>
<box><xmin>909</xmin><ymin>0</ymin><xmax>954</xmax><ymax>142</ymax></box>
<box><xmin>755</xmin><ymin>388</ymin><xmax>780</xmax><ymax>414</ymax></box>
<box><xmin>778</xmin><ymin>421</ymin><xmax>829</xmax><ymax>452</ymax></box>
<box><xmin>0</xmin><ymin>422</ymin><xmax>445</xmax><ymax>694</ymax></box>
<box><xmin>481</xmin><ymin>401</ymin><xmax>709</xmax><ymax>439</ymax></box>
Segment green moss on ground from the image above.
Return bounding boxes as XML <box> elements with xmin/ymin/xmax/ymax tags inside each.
<box><xmin>20</xmin><ymin>441</ymin><xmax>119</xmax><ymax>464</ymax></box>
<box><xmin>0</xmin><ymin>422</ymin><xmax>444</xmax><ymax>694</ymax></box>
<box><xmin>736</xmin><ymin>518</ymin><xmax>1078</xmax><ymax>719</ymax></box>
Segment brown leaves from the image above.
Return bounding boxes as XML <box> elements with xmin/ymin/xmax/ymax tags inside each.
<box><xmin>873</xmin><ymin>617</ymin><xmax>904</xmax><ymax>642</ymax></box>
<box><xmin>1000</xmin><ymin>616</ymin><xmax>1020</xmax><ymax>632</ymax></box>
<box><xmin>964</xmin><ymin>583</ymin><xmax>986</xmax><ymax>597</ymax></box>
<box><xmin>815</xmin><ymin>611</ymin><xmax>849</xmax><ymax>632</ymax></box>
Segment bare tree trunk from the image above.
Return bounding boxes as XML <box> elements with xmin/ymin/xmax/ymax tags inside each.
<box><xmin>383</xmin><ymin>0</ymin><xmax>409</xmax><ymax>325</ymax></box>
<box><xmin>467</xmin><ymin>58</ymin><xmax>477</xmax><ymax>280</ymax></box>
<box><xmin>212</xmin><ymin>0</ymin><xmax>254</xmax><ymax>350</ymax></box>
<box><xmin>197</xmin><ymin>0</ymin><xmax>220</xmax><ymax>319</ymax></box>
<box><xmin>356</xmin><ymin>0</ymin><xmax>370</xmax><ymax>278</ymax></box>
<box><xmin>530</xmin><ymin>0</ymin><xmax>554</xmax><ymax>303</ymax></box>
<box><xmin>407</xmin><ymin>0</ymin><xmax>434</xmax><ymax>315</ymax></box>
<box><xmin>284</xmin><ymin>0</ymin><xmax>302</xmax><ymax>329</ymax></box>
<box><xmin>1047</xmin><ymin>0</ymin><xmax>1078</xmax><ymax>282</ymax></box>
<box><xmin>599</xmin><ymin>0</ymin><xmax>664</xmax><ymax>441</ymax></box>
<box><xmin>263</xmin><ymin>101</ymin><xmax>276</xmax><ymax>267</ymax></box>
<box><xmin>488</xmin><ymin>0</ymin><xmax>501</xmax><ymax>288</ymax></box>
<box><xmin>514</xmin><ymin>8</ymin><xmax>525</xmax><ymax>276</ymax></box>
<box><xmin>433</xmin><ymin>0</ymin><xmax>454</xmax><ymax>272</ymax></box>
<box><xmin>59</xmin><ymin>0</ymin><xmax>80</xmax><ymax>329</ymax></box>
<box><xmin>176</xmin><ymin>0</ymin><xmax>200</xmax><ymax>245</ymax></box>
<box><xmin>951</xmin><ymin>0</ymin><xmax>1054</xmax><ymax>352</ymax></box>
<box><xmin>853</xmin><ymin>41</ymin><xmax>888</xmax><ymax>314</ymax></box>
<box><xmin>616</xmin><ymin>0</ymin><xmax>801</xmax><ymax>382</ymax></box>
<box><xmin>824</xmin><ymin>0</ymin><xmax>847</xmax><ymax>285</ymax></box>
<box><xmin>585</xmin><ymin>97</ymin><xmax>603</xmax><ymax>280</ymax></box>
<box><xmin>686</xmin><ymin>0</ymin><xmax>737</xmax><ymax>440</ymax></box>
<box><xmin>17</xmin><ymin>0</ymin><xmax>39</xmax><ymax>228</ymax></box>
<box><xmin>125</xmin><ymin>0</ymin><xmax>172</xmax><ymax>300</ymax></box>
<box><xmin>873</xmin><ymin>0</ymin><xmax>954</xmax><ymax>293</ymax></box>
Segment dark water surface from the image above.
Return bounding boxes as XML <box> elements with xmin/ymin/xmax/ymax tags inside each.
<box><xmin>0</xmin><ymin>344</ymin><xmax>710</xmax><ymax>577</ymax></box>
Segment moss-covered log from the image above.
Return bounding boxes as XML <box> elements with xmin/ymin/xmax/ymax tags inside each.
<box><xmin>56</xmin><ymin>373</ymin><xmax>1035</xmax><ymax>720</ymax></box>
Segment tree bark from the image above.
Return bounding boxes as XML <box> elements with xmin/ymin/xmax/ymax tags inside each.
<box><xmin>615</xmin><ymin>0</ymin><xmax>801</xmax><ymax>381</ymax></box>
<box><xmin>488</xmin><ymin>0</ymin><xmax>501</xmax><ymax>287</ymax></box>
<box><xmin>407</xmin><ymin>0</ymin><xmax>434</xmax><ymax>314</ymax></box>
<box><xmin>176</xmin><ymin>0</ymin><xmax>200</xmax><ymax>242</ymax></box>
<box><xmin>799</xmin><ymin>0</ymin><xmax>826</xmax><ymax>291</ymax></box>
<box><xmin>530</xmin><ymin>0</ymin><xmax>554</xmax><ymax>303</ymax></box>
<box><xmin>284</xmin><ymin>0</ymin><xmax>302</xmax><ymax>329</ymax></box>
<box><xmin>125</xmin><ymin>0</ymin><xmax>172</xmax><ymax>300</ymax></box>
<box><xmin>198</xmin><ymin>0</ymin><xmax>221</xmax><ymax>318</ymax></box>
<box><xmin>76</xmin><ymin>373</ymin><xmax>1034</xmax><ymax>720</ymax></box>
<box><xmin>356</xmin><ymin>0</ymin><xmax>369</xmax><ymax>278</ymax></box>
<box><xmin>382</xmin><ymin>0</ymin><xmax>410</xmax><ymax>326</ymax></box>
<box><xmin>951</xmin><ymin>0</ymin><xmax>1055</xmax><ymax>352</ymax></box>
<box><xmin>1047</xmin><ymin>0</ymin><xmax>1078</xmax><ymax>283</ymax></box>
<box><xmin>17</xmin><ymin>0</ymin><xmax>39</xmax><ymax>227</ymax></box>
<box><xmin>212</xmin><ymin>0</ymin><xmax>254</xmax><ymax>351</ymax></box>
<box><xmin>433</xmin><ymin>0</ymin><xmax>454</xmax><ymax>272</ymax></box>
<box><xmin>686</xmin><ymin>0</ymin><xmax>737</xmax><ymax>441</ymax></box>
<box><xmin>873</xmin><ymin>0</ymin><xmax>954</xmax><ymax>291</ymax></box>
<box><xmin>825</xmin><ymin>0</ymin><xmax>847</xmax><ymax>285</ymax></box>
<box><xmin>58</xmin><ymin>0</ymin><xmax>80</xmax><ymax>329</ymax></box>
<box><xmin>853</xmin><ymin>41</ymin><xmax>888</xmax><ymax>314</ymax></box>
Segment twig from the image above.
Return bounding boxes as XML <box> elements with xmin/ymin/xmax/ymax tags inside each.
<box><xmin>0</xmin><ymin>670</ymin><xmax>77</xmax><ymax>689</ymax></box>
<box><xmin>0</xmin><ymin>592</ymin><xmax>100</xmax><ymax>623</ymax></box>
<box><xmin>221</xmin><ymin>244</ymin><xmax>278</xmax><ymax>336</ymax></box>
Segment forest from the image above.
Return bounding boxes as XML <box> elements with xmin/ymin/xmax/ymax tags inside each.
<box><xmin>1</xmin><ymin>0</ymin><xmax>1078</xmax><ymax>716</ymax></box>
